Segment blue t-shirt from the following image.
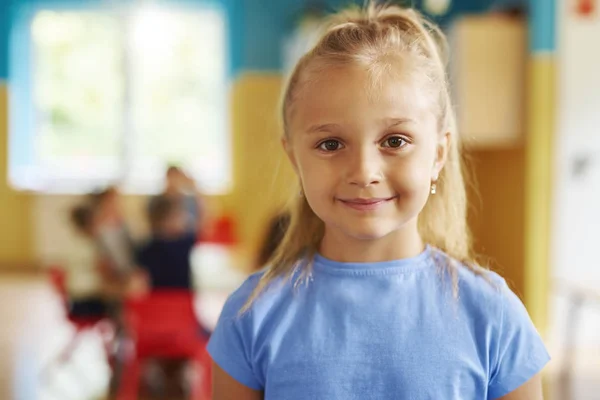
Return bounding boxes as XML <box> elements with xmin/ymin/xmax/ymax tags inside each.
<box><xmin>208</xmin><ymin>247</ymin><xmax>550</xmax><ymax>399</ymax></box>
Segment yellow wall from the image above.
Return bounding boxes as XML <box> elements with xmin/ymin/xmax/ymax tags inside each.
<box><xmin>0</xmin><ymin>75</ymin><xmax>296</xmax><ymax>269</ymax></box>
<box><xmin>0</xmin><ymin>84</ymin><xmax>34</xmax><ymax>269</ymax></box>
<box><xmin>465</xmin><ymin>60</ymin><xmax>555</xmax><ymax>332</ymax></box>
<box><xmin>225</xmin><ymin>73</ymin><xmax>296</xmax><ymax>256</ymax></box>
<box><xmin>524</xmin><ymin>58</ymin><xmax>554</xmax><ymax>332</ymax></box>
<box><xmin>467</xmin><ymin>148</ymin><xmax>526</xmax><ymax>296</ymax></box>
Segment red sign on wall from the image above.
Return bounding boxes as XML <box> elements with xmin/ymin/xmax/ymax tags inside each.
<box><xmin>576</xmin><ymin>0</ymin><xmax>596</xmax><ymax>16</ymax></box>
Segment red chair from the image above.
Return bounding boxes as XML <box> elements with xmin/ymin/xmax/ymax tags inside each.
<box><xmin>42</xmin><ymin>267</ymin><xmax>116</xmax><ymax>381</ymax></box>
<box><xmin>117</xmin><ymin>290</ymin><xmax>211</xmax><ymax>400</ymax></box>
<box><xmin>200</xmin><ymin>214</ymin><xmax>237</xmax><ymax>245</ymax></box>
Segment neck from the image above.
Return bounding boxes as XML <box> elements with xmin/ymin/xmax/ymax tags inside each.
<box><xmin>319</xmin><ymin>220</ymin><xmax>424</xmax><ymax>263</ymax></box>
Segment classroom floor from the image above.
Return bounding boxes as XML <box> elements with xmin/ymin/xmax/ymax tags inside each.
<box><xmin>0</xmin><ymin>269</ymin><xmax>238</xmax><ymax>400</ymax></box>
<box><xmin>1</xmin><ymin>271</ymin><xmax>598</xmax><ymax>400</ymax></box>
<box><xmin>0</xmin><ymin>273</ymin><xmax>111</xmax><ymax>400</ymax></box>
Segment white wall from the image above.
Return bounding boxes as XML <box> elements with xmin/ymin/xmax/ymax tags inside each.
<box><xmin>549</xmin><ymin>0</ymin><xmax>600</xmax><ymax>375</ymax></box>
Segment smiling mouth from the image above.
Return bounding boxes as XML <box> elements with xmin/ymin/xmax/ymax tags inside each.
<box><xmin>338</xmin><ymin>196</ymin><xmax>398</xmax><ymax>211</ymax></box>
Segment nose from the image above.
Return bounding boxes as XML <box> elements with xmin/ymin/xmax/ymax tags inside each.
<box><xmin>345</xmin><ymin>147</ymin><xmax>382</xmax><ymax>188</ymax></box>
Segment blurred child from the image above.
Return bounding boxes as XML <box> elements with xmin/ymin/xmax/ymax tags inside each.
<box><xmin>149</xmin><ymin>166</ymin><xmax>207</xmax><ymax>236</ymax></box>
<box><xmin>136</xmin><ymin>195</ymin><xmax>205</xmax><ymax>398</ymax></box>
<box><xmin>68</xmin><ymin>190</ymin><xmax>149</xmax><ymax>397</ymax></box>
<box><xmin>66</xmin><ymin>204</ymin><xmax>107</xmax><ymax>317</ymax></box>
<box><xmin>136</xmin><ymin>195</ymin><xmax>196</xmax><ymax>290</ymax></box>
<box><xmin>89</xmin><ymin>186</ymin><xmax>136</xmax><ymax>285</ymax></box>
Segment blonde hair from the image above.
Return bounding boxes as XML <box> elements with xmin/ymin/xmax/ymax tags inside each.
<box><xmin>243</xmin><ymin>2</ymin><xmax>482</xmax><ymax>312</ymax></box>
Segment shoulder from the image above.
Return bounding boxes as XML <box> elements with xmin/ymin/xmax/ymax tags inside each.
<box><xmin>430</xmin><ymin>250</ymin><xmax>517</xmax><ymax>319</ymax></box>
<box><xmin>219</xmin><ymin>272</ymin><xmax>263</xmax><ymax>317</ymax></box>
<box><xmin>219</xmin><ymin>270</ymin><xmax>295</xmax><ymax>324</ymax></box>
<box><xmin>457</xmin><ymin>263</ymin><xmax>508</xmax><ymax>302</ymax></box>
<box><xmin>209</xmin><ymin>269</ymin><xmax>293</xmax><ymax>390</ymax></box>
<box><xmin>437</xmin><ymin>259</ymin><xmax>551</xmax><ymax>397</ymax></box>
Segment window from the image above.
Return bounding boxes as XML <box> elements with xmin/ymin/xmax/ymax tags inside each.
<box><xmin>9</xmin><ymin>4</ymin><xmax>231</xmax><ymax>194</ymax></box>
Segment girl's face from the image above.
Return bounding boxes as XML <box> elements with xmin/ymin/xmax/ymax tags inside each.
<box><xmin>285</xmin><ymin>65</ymin><xmax>448</xmax><ymax>246</ymax></box>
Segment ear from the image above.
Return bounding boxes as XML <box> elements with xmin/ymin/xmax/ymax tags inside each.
<box><xmin>432</xmin><ymin>132</ymin><xmax>450</xmax><ymax>180</ymax></box>
<box><xmin>282</xmin><ymin>137</ymin><xmax>299</xmax><ymax>175</ymax></box>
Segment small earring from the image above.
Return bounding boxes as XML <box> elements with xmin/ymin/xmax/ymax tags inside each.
<box><xmin>430</xmin><ymin>182</ymin><xmax>437</xmax><ymax>195</ymax></box>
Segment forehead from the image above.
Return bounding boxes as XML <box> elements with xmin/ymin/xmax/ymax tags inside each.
<box><xmin>288</xmin><ymin>64</ymin><xmax>436</xmax><ymax>132</ymax></box>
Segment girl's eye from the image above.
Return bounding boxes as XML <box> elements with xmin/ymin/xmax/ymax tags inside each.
<box><xmin>381</xmin><ymin>136</ymin><xmax>407</xmax><ymax>149</ymax></box>
<box><xmin>318</xmin><ymin>139</ymin><xmax>343</xmax><ymax>152</ymax></box>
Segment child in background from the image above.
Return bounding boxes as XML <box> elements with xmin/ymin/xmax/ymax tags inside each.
<box><xmin>66</xmin><ymin>204</ymin><xmax>107</xmax><ymax>318</ymax></box>
<box><xmin>89</xmin><ymin>186</ymin><xmax>136</xmax><ymax>287</ymax></box>
<box><xmin>149</xmin><ymin>166</ymin><xmax>207</xmax><ymax>236</ymax></box>
<box><xmin>136</xmin><ymin>195</ymin><xmax>196</xmax><ymax>290</ymax></box>
<box><xmin>68</xmin><ymin>203</ymin><xmax>131</xmax><ymax>397</ymax></box>
<box><xmin>208</xmin><ymin>3</ymin><xmax>549</xmax><ymax>400</ymax></box>
<box><xmin>136</xmin><ymin>195</ymin><xmax>205</xmax><ymax>398</ymax></box>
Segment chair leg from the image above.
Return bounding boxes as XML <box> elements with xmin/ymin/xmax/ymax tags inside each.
<box><xmin>95</xmin><ymin>320</ymin><xmax>116</xmax><ymax>361</ymax></box>
<box><xmin>115</xmin><ymin>359</ymin><xmax>141</xmax><ymax>400</ymax></box>
<box><xmin>115</xmin><ymin>344</ymin><xmax>141</xmax><ymax>400</ymax></box>
<box><xmin>190</xmin><ymin>349</ymin><xmax>212</xmax><ymax>400</ymax></box>
<box><xmin>107</xmin><ymin>326</ymin><xmax>131</xmax><ymax>396</ymax></box>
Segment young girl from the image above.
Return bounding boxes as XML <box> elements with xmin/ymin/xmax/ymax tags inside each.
<box><xmin>66</xmin><ymin>204</ymin><xmax>108</xmax><ymax>317</ymax></box>
<box><xmin>208</xmin><ymin>4</ymin><xmax>550</xmax><ymax>400</ymax></box>
<box><xmin>89</xmin><ymin>186</ymin><xmax>136</xmax><ymax>282</ymax></box>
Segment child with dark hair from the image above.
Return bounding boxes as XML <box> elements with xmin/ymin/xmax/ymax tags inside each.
<box><xmin>148</xmin><ymin>166</ymin><xmax>207</xmax><ymax>236</ymax></box>
<box><xmin>69</xmin><ymin>201</ymin><xmax>141</xmax><ymax>396</ymax></box>
<box><xmin>67</xmin><ymin>203</ymin><xmax>107</xmax><ymax>317</ymax></box>
<box><xmin>137</xmin><ymin>195</ymin><xmax>196</xmax><ymax>290</ymax></box>
<box><xmin>89</xmin><ymin>186</ymin><xmax>136</xmax><ymax>284</ymax></box>
<box><xmin>136</xmin><ymin>195</ymin><xmax>206</xmax><ymax>397</ymax></box>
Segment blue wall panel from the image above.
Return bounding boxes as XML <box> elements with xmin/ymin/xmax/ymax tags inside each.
<box><xmin>0</xmin><ymin>0</ymin><xmax>532</xmax><ymax>80</ymax></box>
<box><xmin>530</xmin><ymin>0</ymin><xmax>555</xmax><ymax>53</ymax></box>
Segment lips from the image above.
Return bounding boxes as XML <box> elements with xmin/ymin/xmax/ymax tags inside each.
<box><xmin>338</xmin><ymin>196</ymin><xmax>397</xmax><ymax>211</ymax></box>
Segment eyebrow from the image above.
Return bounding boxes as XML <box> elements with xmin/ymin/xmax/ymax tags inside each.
<box><xmin>306</xmin><ymin>123</ymin><xmax>342</xmax><ymax>134</ymax></box>
<box><xmin>385</xmin><ymin>118</ymin><xmax>416</xmax><ymax>127</ymax></box>
<box><xmin>305</xmin><ymin>118</ymin><xmax>416</xmax><ymax>134</ymax></box>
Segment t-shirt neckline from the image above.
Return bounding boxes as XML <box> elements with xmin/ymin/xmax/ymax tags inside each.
<box><xmin>312</xmin><ymin>245</ymin><xmax>433</xmax><ymax>275</ymax></box>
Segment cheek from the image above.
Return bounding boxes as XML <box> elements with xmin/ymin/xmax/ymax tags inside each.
<box><xmin>295</xmin><ymin>151</ymin><xmax>330</xmax><ymax>189</ymax></box>
<box><xmin>388</xmin><ymin>154</ymin><xmax>433</xmax><ymax>194</ymax></box>
<box><xmin>301</xmin><ymin>168</ymin><xmax>335</xmax><ymax>201</ymax></box>
<box><xmin>295</xmin><ymin>159</ymin><xmax>340</xmax><ymax>215</ymax></box>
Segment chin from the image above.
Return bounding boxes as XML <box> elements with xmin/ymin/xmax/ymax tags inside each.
<box><xmin>342</xmin><ymin>224</ymin><xmax>398</xmax><ymax>241</ymax></box>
